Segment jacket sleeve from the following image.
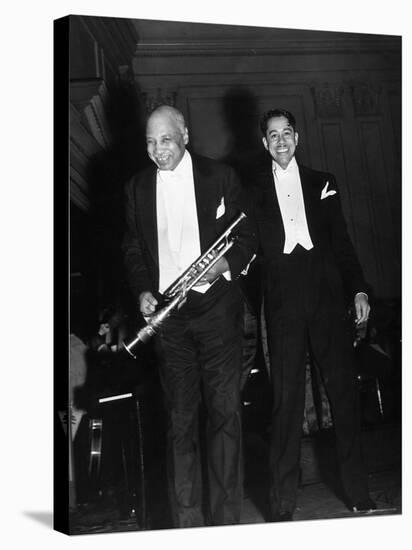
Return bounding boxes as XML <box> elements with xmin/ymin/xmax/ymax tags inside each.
<box><xmin>222</xmin><ymin>166</ymin><xmax>257</xmax><ymax>280</ymax></box>
<box><xmin>327</xmin><ymin>174</ymin><xmax>370</xmax><ymax>300</ymax></box>
<box><xmin>122</xmin><ymin>178</ymin><xmax>155</xmax><ymax>302</ymax></box>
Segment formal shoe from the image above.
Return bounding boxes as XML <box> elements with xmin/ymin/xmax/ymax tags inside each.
<box><xmin>351</xmin><ymin>498</ymin><xmax>377</xmax><ymax>513</ymax></box>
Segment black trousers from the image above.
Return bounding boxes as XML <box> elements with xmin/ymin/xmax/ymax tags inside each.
<box><xmin>264</xmin><ymin>246</ymin><xmax>369</xmax><ymax>516</ymax></box>
<box><xmin>156</xmin><ymin>285</ymin><xmax>244</xmax><ymax>528</ymax></box>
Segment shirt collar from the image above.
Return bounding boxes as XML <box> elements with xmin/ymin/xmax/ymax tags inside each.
<box><xmin>272</xmin><ymin>156</ymin><xmax>298</xmax><ymax>176</ymax></box>
<box><xmin>158</xmin><ymin>149</ymin><xmax>191</xmax><ymax>181</ymax></box>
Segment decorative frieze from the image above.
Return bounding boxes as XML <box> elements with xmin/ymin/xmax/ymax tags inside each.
<box><xmin>69</xmin><ymin>104</ymin><xmax>102</xmax><ymax>211</ymax></box>
<box><xmin>78</xmin><ymin>15</ymin><xmax>138</xmax><ymax>80</ymax></box>
<box><xmin>142</xmin><ymin>88</ymin><xmax>177</xmax><ymax>113</ymax></box>
<box><xmin>70</xmin><ymin>79</ymin><xmax>112</xmax><ymax>149</ymax></box>
<box><xmin>311</xmin><ymin>81</ymin><xmax>383</xmax><ymax>119</ymax></box>
<box><xmin>311</xmin><ymin>84</ymin><xmax>345</xmax><ymax>118</ymax></box>
<box><xmin>350</xmin><ymin>82</ymin><xmax>381</xmax><ymax>116</ymax></box>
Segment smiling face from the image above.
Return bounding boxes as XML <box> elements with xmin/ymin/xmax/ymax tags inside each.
<box><xmin>146</xmin><ymin>107</ymin><xmax>189</xmax><ymax>171</ymax></box>
<box><xmin>262</xmin><ymin>115</ymin><xmax>299</xmax><ymax>169</ymax></box>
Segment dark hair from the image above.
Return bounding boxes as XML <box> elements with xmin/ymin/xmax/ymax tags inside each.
<box><xmin>260</xmin><ymin>109</ymin><xmax>296</xmax><ymax>135</ymax></box>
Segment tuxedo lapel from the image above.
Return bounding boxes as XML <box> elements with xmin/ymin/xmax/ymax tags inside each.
<box><xmin>139</xmin><ymin>169</ymin><xmax>158</xmax><ymax>266</ymax></box>
<box><xmin>298</xmin><ymin>164</ymin><xmax>320</xmax><ymax>243</ymax></box>
<box><xmin>257</xmin><ymin>164</ymin><xmax>285</xmax><ymax>252</ymax></box>
<box><xmin>264</xmin><ymin>167</ymin><xmax>282</xmax><ymax>221</ymax></box>
<box><xmin>192</xmin><ymin>157</ymin><xmax>217</xmax><ymax>251</ymax></box>
<box><xmin>257</xmin><ymin>163</ymin><xmax>320</xmax><ymax>254</ymax></box>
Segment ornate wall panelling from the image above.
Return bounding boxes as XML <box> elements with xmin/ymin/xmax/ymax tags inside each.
<box><xmin>142</xmin><ymin>88</ymin><xmax>177</xmax><ymax>113</ymax></box>
<box><xmin>68</xmin><ymin>15</ymin><xmax>141</xmax><ymax>320</ymax></box>
<box><xmin>350</xmin><ymin>81</ymin><xmax>401</xmax><ymax>298</ymax></box>
<box><xmin>178</xmin><ymin>82</ymin><xmax>317</xmax><ymax>169</ymax></box>
<box><xmin>386</xmin><ymin>84</ymin><xmax>401</xmax><ymax>160</ymax></box>
<box><xmin>313</xmin><ymin>83</ymin><xmax>380</xmax><ymax>295</ymax></box>
<box><xmin>71</xmin><ymin>79</ymin><xmax>112</xmax><ymax>150</ymax></box>
<box><xmin>311</xmin><ymin>83</ymin><xmax>346</xmax><ymax>119</ymax></box>
<box><xmin>130</xmin><ymin>20</ymin><xmax>401</xmax><ymax>298</ymax></box>
<box><xmin>70</xmin><ymin>80</ymin><xmax>111</xmax><ymax>212</ymax></box>
<box><xmin>378</xmin><ymin>81</ymin><xmax>401</xmax><ymax>257</ymax></box>
<box><xmin>309</xmin><ymin>77</ymin><xmax>401</xmax><ymax>298</ymax></box>
<box><xmin>73</xmin><ymin>16</ymin><xmax>138</xmax><ymax>82</ymax></box>
<box><xmin>70</xmin><ymin>103</ymin><xmax>102</xmax><ymax>211</ymax></box>
<box><xmin>69</xmin><ymin>15</ymin><xmax>139</xmax><ymax>212</ymax></box>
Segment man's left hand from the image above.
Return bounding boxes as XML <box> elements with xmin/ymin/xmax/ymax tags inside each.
<box><xmin>354</xmin><ymin>292</ymin><xmax>370</xmax><ymax>325</ymax></box>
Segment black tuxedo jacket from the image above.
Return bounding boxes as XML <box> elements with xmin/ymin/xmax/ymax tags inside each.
<box><xmin>122</xmin><ymin>153</ymin><xmax>256</xmax><ymax>304</ymax></box>
<box><xmin>252</xmin><ymin>161</ymin><xmax>368</xmax><ymax>307</ymax></box>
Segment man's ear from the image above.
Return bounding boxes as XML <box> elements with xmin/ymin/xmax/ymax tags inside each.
<box><xmin>294</xmin><ymin>131</ymin><xmax>299</xmax><ymax>147</ymax></box>
<box><xmin>183</xmin><ymin>127</ymin><xmax>189</xmax><ymax>145</ymax></box>
<box><xmin>262</xmin><ymin>136</ymin><xmax>268</xmax><ymax>151</ymax></box>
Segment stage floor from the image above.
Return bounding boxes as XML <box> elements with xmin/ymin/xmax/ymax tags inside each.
<box><xmin>69</xmin><ymin>421</ymin><xmax>401</xmax><ymax>534</ymax></box>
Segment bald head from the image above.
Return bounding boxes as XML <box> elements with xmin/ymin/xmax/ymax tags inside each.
<box><xmin>146</xmin><ymin>105</ymin><xmax>189</xmax><ymax>171</ymax></box>
<box><xmin>148</xmin><ymin>105</ymin><xmax>186</xmax><ymax>132</ymax></box>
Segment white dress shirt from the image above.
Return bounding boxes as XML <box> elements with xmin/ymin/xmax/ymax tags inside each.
<box><xmin>272</xmin><ymin>158</ymin><xmax>367</xmax><ymax>303</ymax></box>
<box><xmin>272</xmin><ymin>157</ymin><xmax>314</xmax><ymax>254</ymax></box>
<box><xmin>156</xmin><ymin>150</ymin><xmax>204</xmax><ymax>293</ymax></box>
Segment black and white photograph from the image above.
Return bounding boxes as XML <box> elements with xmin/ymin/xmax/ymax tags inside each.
<box><xmin>55</xmin><ymin>13</ymin><xmax>402</xmax><ymax>535</ymax></box>
<box><xmin>2</xmin><ymin>2</ymin><xmax>409</xmax><ymax>549</ymax></box>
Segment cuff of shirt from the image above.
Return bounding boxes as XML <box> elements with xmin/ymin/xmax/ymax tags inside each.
<box><xmin>355</xmin><ymin>291</ymin><xmax>368</xmax><ymax>301</ymax></box>
<box><xmin>222</xmin><ymin>270</ymin><xmax>232</xmax><ymax>282</ymax></box>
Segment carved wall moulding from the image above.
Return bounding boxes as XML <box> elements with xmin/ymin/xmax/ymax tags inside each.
<box><xmin>118</xmin><ymin>64</ymin><xmax>135</xmax><ymax>84</ymax></box>
<box><xmin>134</xmin><ymin>35</ymin><xmax>401</xmax><ymax>59</ymax></box>
<box><xmin>70</xmin><ymin>170</ymin><xmax>91</xmax><ymax>212</ymax></box>
<box><xmin>311</xmin><ymin>84</ymin><xmax>345</xmax><ymax>118</ymax></box>
<box><xmin>350</xmin><ymin>82</ymin><xmax>381</xmax><ymax>116</ymax></box>
<box><xmin>69</xmin><ymin>104</ymin><xmax>102</xmax><ymax>211</ymax></box>
<box><xmin>79</xmin><ymin>15</ymin><xmax>138</xmax><ymax>76</ymax></box>
<box><xmin>71</xmin><ymin>79</ymin><xmax>112</xmax><ymax>149</ymax></box>
<box><xmin>142</xmin><ymin>88</ymin><xmax>177</xmax><ymax>113</ymax></box>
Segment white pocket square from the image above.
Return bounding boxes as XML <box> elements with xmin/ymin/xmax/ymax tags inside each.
<box><xmin>216</xmin><ymin>197</ymin><xmax>225</xmax><ymax>218</ymax></box>
<box><xmin>321</xmin><ymin>181</ymin><xmax>337</xmax><ymax>200</ymax></box>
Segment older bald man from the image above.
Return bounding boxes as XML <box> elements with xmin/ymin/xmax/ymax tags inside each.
<box><xmin>122</xmin><ymin>105</ymin><xmax>256</xmax><ymax>528</ymax></box>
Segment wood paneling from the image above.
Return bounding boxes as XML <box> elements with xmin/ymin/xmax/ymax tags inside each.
<box><xmin>359</xmin><ymin>119</ymin><xmax>400</xmax><ymax>297</ymax></box>
<box><xmin>131</xmin><ymin>23</ymin><xmax>400</xmax><ymax>299</ymax></box>
<box><xmin>320</xmin><ymin>122</ymin><xmax>355</xmax><ymax>234</ymax></box>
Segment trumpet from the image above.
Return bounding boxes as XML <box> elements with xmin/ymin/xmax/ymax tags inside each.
<box><xmin>123</xmin><ymin>211</ymin><xmax>246</xmax><ymax>358</ymax></box>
